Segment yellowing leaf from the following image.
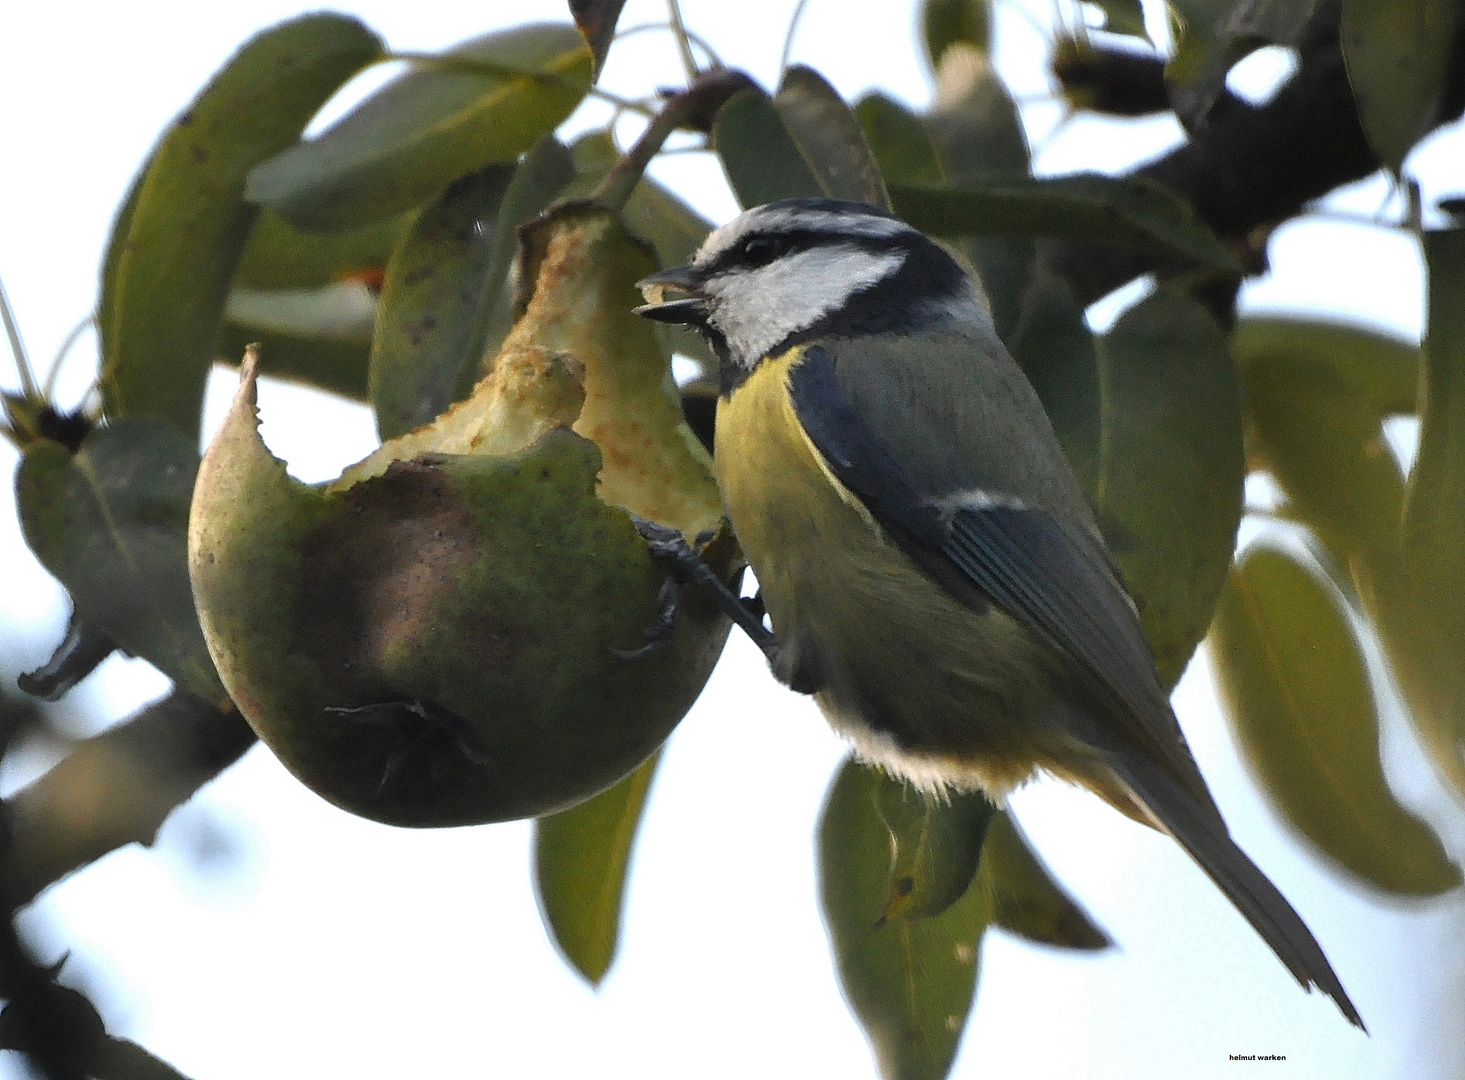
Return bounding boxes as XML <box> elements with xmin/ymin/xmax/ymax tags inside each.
<box><xmin>1211</xmin><ymin>548</ymin><xmax>1459</xmax><ymax>894</ymax></box>
<box><xmin>1341</xmin><ymin>0</ymin><xmax>1462</xmax><ymax>169</ymax></box>
<box><xmin>534</xmin><ymin>752</ymin><xmax>660</xmax><ymax>984</ymax></box>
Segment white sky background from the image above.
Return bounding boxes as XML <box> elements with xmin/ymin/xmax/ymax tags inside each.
<box><xmin>2</xmin><ymin>1</ymin><xmax>1465</xmax><ymax>1077</ymax></box>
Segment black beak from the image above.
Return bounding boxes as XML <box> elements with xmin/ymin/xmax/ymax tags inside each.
<box><xmin>635</xmin><ymin>265</ymin><xmax>708</xmax><ymax>326</ymax></box>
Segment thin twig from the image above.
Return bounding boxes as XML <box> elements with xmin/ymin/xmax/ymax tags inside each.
<box><xmin>665</xmin><ymin>0</ymin><xmax>701</xmax><ymax>84</ymax></box>
<box><xmin>43</xmin><ymin>315</ymin><xmax>95</xmax><ymax>399</ymax></box>
<box><xmin>614</xmin><ymin>21</ymin><xmax>725</xmax><ymax>68</ymax></box>
<box><xmin>779</xmin><ymin>0</ymin><xmax>811</xmax><ymax>82</ymax></box>
<box><xmin>591</xmin><ymin>68</ymin><xmax>757</xmax><ymax>212</ymax></box>
<box><xmin>5</xmin><ymin>691</ymin><xmax>254</xmax><ymax>908</ymax></box>
<box><xmin>0</xmin><ymin>272</ymin><xmax>40</xmax><ymax>401</ymax></box>
<box><xmin>1296</xmin><ymin>209</ymin><xmax>1408</xmax><ymax>232</ymax></box>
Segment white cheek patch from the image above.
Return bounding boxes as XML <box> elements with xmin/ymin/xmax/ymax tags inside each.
<box><xmin>710</xmin><ymin>245</ymin><xmax>906</xmax><ymax>363</ymax></box>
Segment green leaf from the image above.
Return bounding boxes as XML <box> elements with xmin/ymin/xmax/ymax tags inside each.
<box><xmin>819</xmin><ymin>757</ymin><xmax>990</xmax><ymax>1080</ymax></box>
<box><xmin>1404</xmin><ymin>229</ymin><xmax>1465</xmax><ymax>580</ymax></box>
<box><xmin>368</xmin><ymin>164</ymin><xmax>517</xmax><ymax>439</ymax></box>
<box><xmin>1385</xmin><ymin>229</ymin><xmax>1465</xmax><ymax>800</ymax></box>
<box><xmin>921</xmin><ymin>45</ymin><xmax>1034</xmax><ymax>340</ymax></box>
<box><xmin>98</xmin><ymin>148</ymin><xmax>155</xmax><ymax>376</ymax></box>
<box><xmin>1233</xmin><ymin>316</ymin><xmax>1419</xmax><ymax>419</ymax></box>
<box><xmin>873</xmin><ymin>773</ymin><xmax>996</xmax><ymax>924</ymax></box>
<box><xmin>1093</xmin><ymin>287</ymin><xmax>1244</xmax><ymax>689</ymax></box>
<box><xmin>1007</xmin><ymin>268</ymin><xmax>1101</xmax><ymax>494</ymax></box>
<box><xmin>534</xmin><ymin>752</ymin><xmax>660</xmax><ymax>984</ymax></box>
<box><xmin>1240</xmin><ymin>329</ymin><xmax>1406</xmax><ymax>562</ymax></box>
<box><xmin>1236</xmin><ymin>300</ymin><xmax>1465</xmax><ymax>801</ymax></box>
<box><xmin>15</xmin><ymin>421</ymin><xmax>226</xmax><ymax>706</ymax></box>
<box><xmin>922</xmin><ymin>0</ymin><xmax>992</xmax><ymax>69</ymax></box>
<box><xmin>1167</xmin><ymin>0</ymin><xmax>1320</xmax><ymax>124</ymax></box>
<box><xmin>247</xmin><ymin>25</ymin><xmax>592</xmax><ymax>231</ymax></box>
<box><xmin>712</xmin><ymin>88</ymin><xmax>827</xmax><ymax>208</ymax></box>
<box><xmin>922</xmin><ymin>45</ymin><xmax>1028</xmax><ymax>180</ymax></box>
<box><xmin>567</xmin><ymin>0</ymin><xmax>628</xmax><ymax>78</ymax></box>
<box><xmin>217</xmin><ymin>321</ymin><xmax>371</xmax><ymax>402</ymax></box>
<box><xmin>980</xmin><ymin>812</ymin><xmax>1111</xmax><ymax>949</ymax></box>
<box><xmin>1211</xmin><ymin>547</ymin><xmax>1461</xmax><ymax>894</ymax></box>
<box><xmin>855</xmin><ymin>94</ymin><xmax>946</xmax><ymax>187</ymax></box>
<box><xmin>101</xmin><ymin>14</ymin><xmax>384</xmax><ymax>440</ymax></box>
<box><xmin>888</xmin><ymin>174</ymin><xmax>1243</xmax><ymax>273</ymax></box>
<box><xmin>1341</xmin><ymin>0</ymin><xmax>1462</xmax><ymax>170</ymax></box>
<box><xmin>774</xmin><ymin>66</ymin><xmax>891</xmax><ymax>210</ymax></box>
<box><xmin>1086</xmin><ymin>0</ymin><xmax>1150</xmax><ymax>38</ymax></box>
<box><xmin>233</xmin><ymin>208</ymin><xmax>410</xmax><ymax>291</ymax></box>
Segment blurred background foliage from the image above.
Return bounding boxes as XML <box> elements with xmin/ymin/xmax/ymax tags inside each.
<box><xmin>1</xmin><ymin>0</ymin><xmax>1464</xmax><ymax>1076</ymax></box>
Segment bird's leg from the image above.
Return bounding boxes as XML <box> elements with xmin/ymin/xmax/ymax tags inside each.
<box><xmin>627</xmin><ymin>515</ymin><xmax>785</xmax><ymax>661</ymax></box>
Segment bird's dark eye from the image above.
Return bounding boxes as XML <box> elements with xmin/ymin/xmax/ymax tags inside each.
<box><xmin>741</xmin><ymin>236</ymin><xmax>782</xmax><ymax>267</ymax></box>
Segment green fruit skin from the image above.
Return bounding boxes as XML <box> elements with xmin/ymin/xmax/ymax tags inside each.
<box><xmin>190</xmin><ymin>372</ymin><xmax>732</xmax><ymax>827</ymax></box>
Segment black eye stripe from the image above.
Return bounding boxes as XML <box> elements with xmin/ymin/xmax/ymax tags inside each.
<box><xmin>702</xmin><ymin>229</ymin><xmax>910</xmax><ymax>276</ymax></box>
<box><xmin>741</xmin><ymin>235</ymin><xmax>781</xmax><ymax>266</ymax></box>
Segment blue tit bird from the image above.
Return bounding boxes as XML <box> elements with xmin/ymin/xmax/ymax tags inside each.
<box><xmin>636</xmin><ymin>197</ymin><xmax>1362</xmax><ymax>1027</ymax></box>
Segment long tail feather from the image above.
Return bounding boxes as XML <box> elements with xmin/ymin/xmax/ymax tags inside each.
<box><xmin>1106</xmin><ymin>747</ymin><xmax>1365</xmax><ymax>1029</ymax></box>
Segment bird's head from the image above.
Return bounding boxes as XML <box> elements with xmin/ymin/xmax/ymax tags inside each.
<box><xmin>636</xmin><ymin>198</ymin><xmax>990</xmax><ymax>392</ymax></box>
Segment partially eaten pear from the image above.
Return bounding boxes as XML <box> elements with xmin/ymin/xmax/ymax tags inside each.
<box><xmin>189</xmin><ymin>203</ymin><xmax>734</xmax><ymax>826</ymax></box>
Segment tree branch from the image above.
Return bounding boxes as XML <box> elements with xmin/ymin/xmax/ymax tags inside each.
<box><xmin>5</xmin><ymin>691</ymin><xmax>255</xmax><ymax>908</ymax></box>
<box><xmin>1043</xmin><ymin>0</ymin><xmax>1465</xmax><ymax>308</ymax></box>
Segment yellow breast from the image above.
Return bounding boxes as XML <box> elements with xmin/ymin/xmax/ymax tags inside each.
<box><xmin>713</xmin><ymin>348</ymin><xmax>1067</xmax><ymax>795</ymax></box>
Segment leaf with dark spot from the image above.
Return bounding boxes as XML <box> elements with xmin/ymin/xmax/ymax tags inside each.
<box><xmin>820</xmin><ymin>757</ymin><xmax>990</xmax><ymax>1080</ymax></box>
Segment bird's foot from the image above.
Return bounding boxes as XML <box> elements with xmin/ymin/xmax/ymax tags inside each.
<box><xmin>613</xmin><ymin>575</ymin><xmax>681</xmax><ymax>659</ymax></box>
<box><xmin>327</xmin><ymin>698</ymin><xmax>492</xmax><ymax>794</ymax></box>
<box><xmin>625</xmin><ymin>516</ymin><xmax>821</xmax><ymax>692</ymax></box>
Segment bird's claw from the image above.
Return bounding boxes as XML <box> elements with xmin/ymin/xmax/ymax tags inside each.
<box><xmin>614</xmin><ymin>575</ymin><xmax>681</xmax><ymax>660</ymax></box>
<box><xmin>327</xmin><ymin>698</ymin><xmax>494</xmax><ymax>793</ymax></box>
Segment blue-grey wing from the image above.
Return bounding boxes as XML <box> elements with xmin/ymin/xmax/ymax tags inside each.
<box><xmin>787</xmin><ymin>342</ymin><xmax>1209</xmax><ymax>801</ymax></box>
